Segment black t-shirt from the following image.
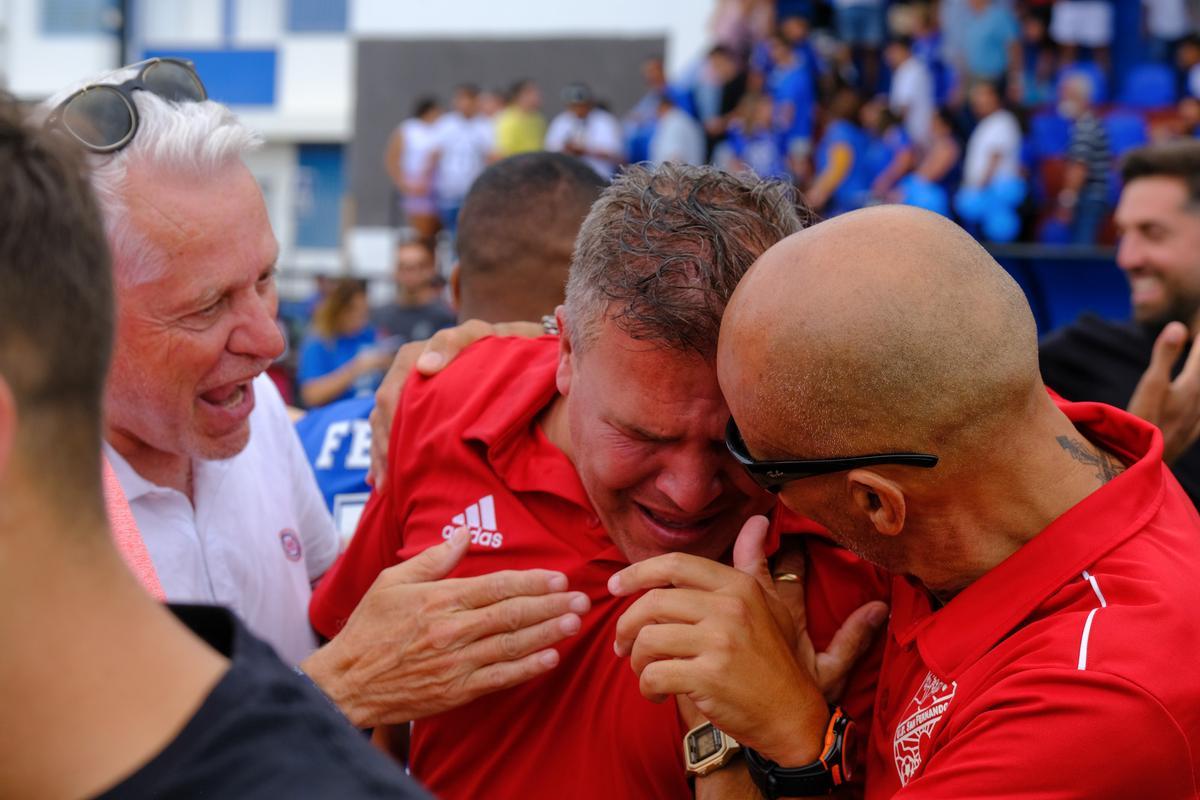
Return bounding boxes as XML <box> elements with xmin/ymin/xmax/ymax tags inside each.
<box><xmin>95</xmin><ymin>604</ymin><xmax>429</xmax><ymax>800</ymax></box>
<box><xmin>370</xmin><ymin>301</ymin><xmax>457</xmax><ymax>344</ymax></box>
<box><xmin>1039</xmin><ymin>313</ymin><xmax>1200</xmax><ymax>507</ymax></box>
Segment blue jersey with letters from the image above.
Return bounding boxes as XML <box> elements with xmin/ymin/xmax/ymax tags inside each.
<box><xmin>295</xmin><ymin>395</ymin><xmax>374</xmax><ymax>545</ymax></box>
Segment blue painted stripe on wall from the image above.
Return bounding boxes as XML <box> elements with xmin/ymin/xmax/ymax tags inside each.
<box><xmin>144</xmin><ymin>48</ymin><xmax>276</xmax><ymax>106</ymax></box>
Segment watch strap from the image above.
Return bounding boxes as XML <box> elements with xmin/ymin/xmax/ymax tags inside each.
<box><xmin>743</xmin><ymin>707</ymin><xmax>853</xmax><ymax>798</ymax></box>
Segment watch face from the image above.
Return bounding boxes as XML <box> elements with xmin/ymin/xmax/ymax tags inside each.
<box><xmin>690</xmin><ymin>727</ymin><xmax>722</xmax><ymax>762</ymax></box>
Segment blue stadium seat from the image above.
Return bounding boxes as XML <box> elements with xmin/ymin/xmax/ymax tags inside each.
<box><xmin>1118</xmin><ymin>63</ymin><xmax>1178</xmax><ymax>109</ymax></box>
<box><xmin>1103</xmin><ymin>111</ymin><xmax>1148</xmax><ymax>156</ymax></box>
<box><xmin>1030</xmin><ymin>111</ymin><xmax>1072</xmax><ymax>160</ymax></box>
<box><xmin>1030</xmin><ymin>256</ymin><xmax>1131</xmax><ymax>332</ymax></box>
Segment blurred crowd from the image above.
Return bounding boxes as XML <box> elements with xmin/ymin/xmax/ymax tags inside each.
<box><xmin>385</xmin><ymin>0</ymin><xmax>1200</xmax><ymax>251</ymax></box>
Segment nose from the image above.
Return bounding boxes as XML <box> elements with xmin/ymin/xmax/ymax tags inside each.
<box><xmin>653</xmin><ymin>449</ymin><xmax>725</xmax><ymax>515</ymax></box>
<box><xmin>229</xmin><ymin>290</ymin><xmax>285</xmax><ymax>362</ymax></box>
<box><xmin>1115</xmin><ymin>233</ymin><xmax>1142</xmax><ymax>274</ymax></box>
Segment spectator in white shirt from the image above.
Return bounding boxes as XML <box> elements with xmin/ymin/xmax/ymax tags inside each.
<box><xmin>432</xmin><ymin>84</ymin><xmax>495</xmax><ymax>235</ymax></box>
<box><xmin>886</xmin><ymin>36</ymin><xmax>936</xmax><ymax>150</ymax></box>
<box><xmin>545</xmin><ymin>83</ymin><xmax>625</xmax><ymax>178</ymax></box>
<box><xmin>1144</xmin><ymin>0</ymin><xmax>1192</xmax><ymax>64</ymax></box>
<box><xmin>956</xmin><ymin>81</ymin><xmax>1025</xmax><ymax>241</ymax></box>
<box><xmin>385</xmin><ymin>97</ymin><xmax>443</xmax><ymax>241</ymax></box>
<box><xmin>648</xmin><ymin>95</ymin><xmax>706</xmax><ymax>166</ymax></box>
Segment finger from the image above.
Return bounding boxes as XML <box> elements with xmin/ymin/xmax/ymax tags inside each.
<box><xmin>417</xmin><ymin>319</ymin><xmax>494</xmax><ymax>375</ymax></box>
<box><xmin>459</xmin><ymin>648</ymin><xmax>562</xmax><ymax>701</ymax></box>
<box><xmin>386</xmin><ymin>527</ymin><xmax>471</xmax><ymax>584</ymax></box>
<box><xmin>448</xmin><ymin>591</ymin><xmax>591</xmax><ymax>647</ymax></box>
<box><xmin>1132</xmin><ymin>321</ymin><xmax>1186</xmax><ymax>403</ymax></box>
<box><xmin>608</xmin><ymin>551</ymin><xmax>736</xmax><ymax>596</ymax></box>
<box><xmin>447</xmin><ymin>568</ymin><xmax>571</xmax><ymax>609</ymax></box>
<box><xmin>814</xmin><ymin>601</ymin><xmax>889</xmax><ymax>704</ymax></box>
<box><xmin>1172</xmin><ymin>326</ymin><xmax>1200</xmax><ymax>393</ymax></box>
<box><xmin>732</xmin><ymin>515</ymin><xmax>773</xmax><ymax>593</ymax></box>
<box><xmin>463</xmin><ymin>612</ymin><xmax>583</xmax><ymax>667</ymax></box>
<box><xmin>614</xmin><ymin>588</ymin><xmax>721</xmax><ymax>657</ymax></box>
<box><xmin>630</xmin><ymin>623</ymin><xmax>704</xmax><ymax>677</ymax></box>
<box><xmin>639</xmin><ymin>658</ymin><xmax>696</xmax><ymax>704</ymax></box>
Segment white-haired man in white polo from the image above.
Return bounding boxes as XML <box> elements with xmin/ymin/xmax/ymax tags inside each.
<box><xmin>44</xmin><ymin>59</ymin><xmax>590</xmax><ymax>729</ymax></box>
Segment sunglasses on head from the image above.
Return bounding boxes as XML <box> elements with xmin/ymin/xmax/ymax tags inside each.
<box><xmin>725</xmin><ymin>417</ymin><xmax>939</xmax><ymax>494</ymax></box>
<box><xmin>45</xmin><ymin>58</ymin><xmax>207</xmax><ymax>154</ymax></box>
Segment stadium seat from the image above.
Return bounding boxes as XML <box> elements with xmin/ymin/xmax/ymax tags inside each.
<box><xmin>1118</xmin><ymin>63</ymin><xmax>1178</xmax><ymax>109</ymax></box>
<box><xmin>1030</xmin><ymin>111</ymin><xmax>1072</xmax><ymax>160</ymax></box>
<box><xmin>1029</xmin><ymin>255</ymin><xmax>1131</xmax><ymax>331</ymax></box>
<box><xmin>1103</xmin><ymin>111</ymin><xmax>1148</xmax><ymax>156</ymax></box>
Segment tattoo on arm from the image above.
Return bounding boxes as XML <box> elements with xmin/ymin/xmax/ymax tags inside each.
<box><xmin>1056</xmin><ymin>436</ymin><xmax>1126</xmax><ymax>484</ymax></box>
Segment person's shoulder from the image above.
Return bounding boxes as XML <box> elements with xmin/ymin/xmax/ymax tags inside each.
<box><xmin>106</xmin><ymin>609</ymin><xmax>429</xmax><ymax>800</ymax></box>
<box><xmin>1040</xmin><ymin>314</ymin><xmax>1147</xmax><ymax>361</ymax></box>
<box><xmin>400</xmin><ymin>335</ymin><xmax>559</xmax><ymax>427</ymax></box>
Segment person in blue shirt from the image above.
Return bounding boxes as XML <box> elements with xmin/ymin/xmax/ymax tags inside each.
<box><xmin>720</xmin><ymin>94</ymin><xmax>792</xmax><ymax>182</ymax></box>
<box><xmin>808</xmin><ymin>87</ymin><xmax>870</xmax><ymax>214</ymax></box>
<box><xmin>297</xmin><ymin>278</ymin><xmax>392</xmax><ymax>409</ymax></box>
<box><xmin>860</xmin><ymin>97</ymin><xmax>915</xmax><ymax>201</ymax></box>
<box><xmin>765</xmin><ymin>34</ymin><xmax>817</xmax><ymax>177</ymax></box>
<box><xmin>963</xmin><ymin>0</ymin><xmax>1021</xmax><ymax>87</ymax></box>
<box><xmin>295</xmin><ymin>395</ymin><xmax>375</xmax><ymax>545</ymax></box>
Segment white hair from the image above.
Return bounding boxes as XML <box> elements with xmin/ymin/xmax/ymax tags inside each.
<box><xmin>42</xmin><ymin>63</ymin><xmax>263</xmax><ymax>286</ymax></box>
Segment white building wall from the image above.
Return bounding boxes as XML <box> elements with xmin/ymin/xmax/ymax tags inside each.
<box><xmin>3</xmin><ymin>0</ymin><xmax>117</xmax><ymax>99</ymax></box>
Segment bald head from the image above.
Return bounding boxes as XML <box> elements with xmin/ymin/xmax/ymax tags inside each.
<box><xmin>719</xmin><ymin>205</ymin><xmax>1041</xmax><ymax>465</ymax></box>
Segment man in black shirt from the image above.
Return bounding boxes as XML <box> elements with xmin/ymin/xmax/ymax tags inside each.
<box><xmin>0</xmin><ymin>99</ymin><xmax>426</xmax><ymax>799</ymax></box>
<box><xmin>1041</xmin><ymin>141</ymin><xmax>1200</xmax><ymax>506</ymax></box>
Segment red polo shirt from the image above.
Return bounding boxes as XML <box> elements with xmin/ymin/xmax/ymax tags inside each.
<box><xmin>310</xmin><ymin>336</ymin><xmax>888</xmax><ymax>799</ymax></box>
<box><xmin>868</xmin><ymin>400</ymin><xmax>1200</xmax><ymax>798</ymax></box>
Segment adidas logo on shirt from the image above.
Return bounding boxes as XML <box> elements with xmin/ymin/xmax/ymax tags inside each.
<box><xmin>442</xmin><ymin>494</ymin><xmax>504</xmax><ymax>549</ymax></box>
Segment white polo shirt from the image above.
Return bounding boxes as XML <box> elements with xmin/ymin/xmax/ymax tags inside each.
<box><xmin>105</xmin><ymin>374</ymin><xmax>339</xmax><ymax>665</ymax></box>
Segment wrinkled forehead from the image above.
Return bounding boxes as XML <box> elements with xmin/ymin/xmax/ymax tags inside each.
<box><xmin>576</xmin><ymin>320</ymin><xmax>729</xmax><ymax>433</ymax></box>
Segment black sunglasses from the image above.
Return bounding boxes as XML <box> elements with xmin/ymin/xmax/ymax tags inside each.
<box><xmin>725</xmin><ymin>417</ymin><xmax>939</xmax><ymax>494</ymax></box>
<box><xmin>46</xmin><ymin>58</ymin><xmax>207</xmax><ymax>154</ymax></box>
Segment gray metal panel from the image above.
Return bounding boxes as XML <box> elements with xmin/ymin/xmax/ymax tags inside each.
<box><xmin>351</xmin><ymin>36</ymin><xmax>665</xmax><ymax>228</ymax></box>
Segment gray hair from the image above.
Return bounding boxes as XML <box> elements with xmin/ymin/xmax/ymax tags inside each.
<box><xmin>42</xmin><ymin>63</ymin><xmax>262</xmax><ymax>286</ymax></box>
<box><xmin>564</xmin><ymin>162</ymin><xmax>807</xmax><ymax>357</ymax></box>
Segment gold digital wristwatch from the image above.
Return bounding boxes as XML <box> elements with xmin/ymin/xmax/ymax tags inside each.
<box><xmin>683</xmin><ymin>721</ymin><xmax>742</xmax><ymax>777</ymax></box>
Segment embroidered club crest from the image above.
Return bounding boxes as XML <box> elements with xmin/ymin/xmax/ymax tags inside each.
<box><xmin>893</xmin><ymin>671</ymin><xmax>957</xmax><ymax>786</ymax></box>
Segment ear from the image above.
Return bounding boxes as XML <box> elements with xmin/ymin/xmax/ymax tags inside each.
<box><xmin>449</xmin><ymin>263</ymin><xmax>462</xmax><ymax>311</ymax></box>
<box><xmin>844</xmin><ymin>469</ymin><xmax>906</xmax><ymax>537</ymax></box>
<box><xmin>554</xmin><ymin>305</ymin><xmax>574</xmax><ymax>397</ymax></box>
<box><xmin>0</xmin><ymin>377</ymin><xmax>16</xmax><ymax>485</ymax></box>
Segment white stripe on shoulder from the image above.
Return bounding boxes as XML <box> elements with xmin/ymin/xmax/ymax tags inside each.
<box><xmin>1077</xmin><ymin>570</ymin><xmax>1107</xmax><ymax>671</ymax></box>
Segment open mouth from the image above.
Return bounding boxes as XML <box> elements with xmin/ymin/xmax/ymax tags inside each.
<box><xmin>635</xmin><ymin>502</ymin><xmax>722</xmax><ymax>544</ymax></box>
<box><xmin>197</xmin><ymin>379</ymin><xmax>256</xmax><ymax>426</ymax></box>
<box><xmin>200</xmin><ymin>382</ymin><xmax>248</xmax><ymax>408</ymax></box>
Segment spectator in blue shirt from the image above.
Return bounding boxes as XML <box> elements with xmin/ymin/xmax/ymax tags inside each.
<box><xmin>718</xmin><ymin>94</ymin><xmax>792</xmax><ymax>182</ymax></box>
<box><xmin>624</xmin><ymin>56</ymin><xmax>693</xmax><ymax>163</ymax></box>
<box><xmin>297</xmin><ymin>279</ymin><xmax>392</xmax><ymax>409</ymax></box>
<box><xmin>860</xmin><ymin>97</ymin><xmax>916</xmax><ymax>201</ymax></box>
<box><xmin>808</xmin><ymin>88</ymin><xmax>870</xmax><ymax>214</ymax></box>
<box><xmin>963</xmin><ymin>0</ymin><xmax>1021</xmax><ymax>87</ymax></box>
<box><xmin>765</xmin><ymin>35</ymin><xmax>817</xmax><ymax>173</ymax></box>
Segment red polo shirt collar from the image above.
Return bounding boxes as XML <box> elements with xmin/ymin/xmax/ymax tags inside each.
<box><xmin>892</xmin><ymin>401</ymin><xmax>1166</xmax><ymax>680</ymax></box>
<box><xmin>460</xmin><ymin>336</ymin><xmax>622</xmax><ymax>561</ymax></box>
